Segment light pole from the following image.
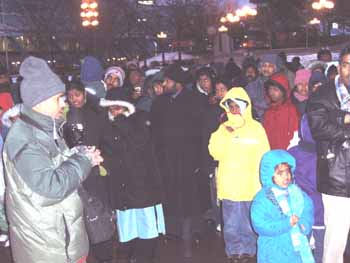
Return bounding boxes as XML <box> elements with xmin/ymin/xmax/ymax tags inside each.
<box><xmin>157</xmin><ymin>31</ymin><xmax>167</xmax><ymax>66</ymax></box>
<box><xmin>306</xmin><ymin>18</ymin><xmax>321</xmax><ymax>48</ymax></box>
<box><xmin>311</xmin><ymin>0</ymin><xmax>334</xmax><ymax>37</ymax></box>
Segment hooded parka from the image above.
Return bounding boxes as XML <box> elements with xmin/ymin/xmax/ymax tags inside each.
<box><xmin>208</xmin><ymin>88</ymin><xmax>270</xmax><ymax>201</ymax></box>
<box><xmin>251</xmin><ymin>150</ymin><xmax>314</xmax><ymax>263</ymax></box>
<box><xmin>263</xmin><ymin>73</ymin><xmax>300</xmax><ymax>150</ymax></box>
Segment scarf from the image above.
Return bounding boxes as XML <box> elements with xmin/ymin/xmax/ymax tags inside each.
<box><xmin>271</xmin><ymin>184</ymin><xmax>315</xmax><ymax>263</ymax></box>
<box><xmin>293</xmin><ymin>91</ymin><xmax>309</xmax><ymax>102</ymax></box>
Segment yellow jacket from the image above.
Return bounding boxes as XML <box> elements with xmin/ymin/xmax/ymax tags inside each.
<box><xmin>208</xmin><ymin>88</ymin><xmax>270</xmax><ymax>201</ymax></box>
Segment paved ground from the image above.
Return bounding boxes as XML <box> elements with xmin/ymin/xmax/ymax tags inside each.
<box><xmin>0</xmin><ymin>230</ymin><xmax>228</xmax><ymax>263</ymax></box>
<box><xmin>1</xmin><ymin>231</ymin><xmax>350</xmax><ymax>263</ymax></box>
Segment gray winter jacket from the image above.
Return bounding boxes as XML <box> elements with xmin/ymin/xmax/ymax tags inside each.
<box><xmin>245</xmin><ymin>77</ymin><xmax>268</xmax><ymax>121</ymax></box>
<box><xmin>3</xmin><ymin>106</ymin><xmax>92</xmax><ymax>263</ymax></box>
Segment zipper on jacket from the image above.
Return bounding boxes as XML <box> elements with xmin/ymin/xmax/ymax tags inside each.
<box><xmin>62</xmin><ymin>215</ymin><xmax>71</xmax><ymax>262</ymax></box>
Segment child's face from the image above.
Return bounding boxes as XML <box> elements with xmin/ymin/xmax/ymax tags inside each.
<box><xmin>273</xmin><ymin>163</ymin><xmax>292</xmax><ymax>188</ymax></box>
<box><xmin>296</xmin><ymin>83</ymin><xmax>309</xmax><ymax>97</ymax></box>
<box><xmin>228</xmin><ymin>100</ymin><xmax>241</xmax><ymax>115</ymax></box>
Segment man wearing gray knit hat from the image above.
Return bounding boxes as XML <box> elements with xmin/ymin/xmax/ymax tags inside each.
<box><xmin>3</xmin><ymin>56</ymin><xmax>104</xmax><ymax>263</ymax></box>
<box><xmin>20</xmin><ymin>56</ymin><xmax>66</xmax><ymax>108</ymax></box>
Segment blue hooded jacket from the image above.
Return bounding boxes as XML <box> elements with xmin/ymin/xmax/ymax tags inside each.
<box><xmin>251</xmin><ymin>150</ymin><xmax>314</xmax><ymax>263</ymax></box>
<box><xmin>80</xmin><ymin>56</ymin><xmax>106</xmax><ymax>98</ymax></box>
<box><xmin>288</xmin><ymin>115</ymin><xmax>324</xmax><ymax>226</ymax></box>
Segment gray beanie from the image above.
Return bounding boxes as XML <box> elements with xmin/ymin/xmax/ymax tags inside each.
<box><xmin>20</xmin><ymin>56</ymin><xmax>65</xmax><ymax>108</ymax></box>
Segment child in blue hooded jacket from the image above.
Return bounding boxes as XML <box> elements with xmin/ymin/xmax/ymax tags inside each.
<box><xmin>251</xmin><ymin>150</ymin><xmax>315</xmax><ymax>263</ymax></box>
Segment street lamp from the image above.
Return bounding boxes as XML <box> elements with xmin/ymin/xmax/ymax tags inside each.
<box><xmin>219</xmin><ymin>6</ymin><xmax>257</xmax><ymax>50</ymax></box>
<box><xmin>220</xmin><ymin>17</ymin><xmax>227</xmax><ymax>24</ymax></box>
<box><xmin>157</xmin><ymin>32</ymin><xmax>167</xmax><ymax>65</ymax></box>
<box><xmin>312</xmin><ymin>0</ymin><xmax>334</xmax><ymax>10</ymax></box>
<box><xmin>81</xmin><ymin>0</ymin><xmax>99</xmax><ymax>27</ymax></box>
<box><xmin>218</xmin><ymin>25</ymin><xmax>228</xmax><ymax>33</ymax></box>
<box><xmin>311</xmin><ymin>0</ymin><xmax>334</xmax><ymax>37</ymax></box>
<box><xmin>309</xmin><ymin>18</ymin><xmax>321</xmax><ymax>25</ymax></box>
<box><xmin>220</xmin><ymin>6</ymin><xmax>257</xmax><ymax>25</ymax></box>
<box><xmin>226</xmin><ymin>13</ymin><xmax>240</xmax><ymax>23</ymax></box>
<box><xmin>305</xmin><ymin>18</ymin><xmax>321</xmax><ymax>48</ymax></box>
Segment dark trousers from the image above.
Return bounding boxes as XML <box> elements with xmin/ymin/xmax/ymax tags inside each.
<box><xmin>126</xmin><ymin>237</ymin><xmax>158</xmax><ymax>263</ymax></box>
<box><xmin>91</xmin><ymin>238</ymin><xmax>114</xmax><ymax>263</ymax></box>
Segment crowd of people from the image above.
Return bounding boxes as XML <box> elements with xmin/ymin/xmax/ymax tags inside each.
<box><xmin>0</xmin><ymin>45</ymin><xmax>349</xmax><ymax>263</ymax></box>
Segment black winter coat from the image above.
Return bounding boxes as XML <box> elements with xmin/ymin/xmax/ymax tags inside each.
<box><xmin>64</xmin><ymin>100</ymin><xmax>111</xmax><ymax>204</ymax></box>
<box><xmin>104</xmin><ymin>111</ymin><xmax>162</xmax><ymax>210</ymax></box>
<box><xmin>307</xmin><ymin>81</ymin><xmax>350</xmax><ymax>197</ymax></box>
<box><xmin>150</xmin><ymin>88</ymin><xmax>211</xmax><ymax>218</ymax></box>
<box><xmin>201</xmin><ymin>103</ymin><xmax>225</xmax><ymax>175</ymax></box>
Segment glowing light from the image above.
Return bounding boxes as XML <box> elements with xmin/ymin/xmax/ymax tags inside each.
<box><xmin>91</xmin><ymin>20</ymin><xmax>99</xmax><ymax>26</ymax></box>
<box><xmin>312</xmin><ymin>0</ymin><xmax>334</xmax><ymax>10</ymax></box>
<box><xmin>324</xmin><ymin>1</ymin><xmax>334</xmax><ymax>9</ymax></box>
<box><xmin>218</xmin><ymin>25</ymin><xmax>228</xmax><ymax>32</ymax></box>
<box><xmin>157</xmin><ymin>31</ymin><xmax>167</xmax><ymax>39</ymax></box>
<box><xmin>81</xmin><ymin>2</ymin><xmax>89</xmax><ymax>9</ymax></box>
<box><xmin>90</xmin><ymin>2</ymin><xmax>98</xmax><ymax>9</ymax></box>
<box><xmin>226</xmin><ymin>13</ymin><xmax>240</xmax><ymax>23</ymax></box>
<box><xmin>312</xmin><ymin>2</ymin><xmax>322</xmax><ymax>9</ymax></box>
<box><xmin>220</xmin><ymin>17</ymin><xmax>227</xmax><ymax>23</ymax></box>
<box><xmin>309</xmin><ymin>17</ymin><xmax>321</xmax><ymax>24</ymax></box>
<box><xmin>236</xmin><ymin>9</ymin><xmax>246</xmax><ymax>17</ymax></box>
<box><xmin>82</xmin><ymin>20</ymin><xmax>91</xmax><ymax>27</ymax></box>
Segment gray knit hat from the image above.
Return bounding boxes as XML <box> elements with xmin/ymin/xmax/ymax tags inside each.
<box><xmin>20</xmin><ymin>56</ymin><xmax>65</xmax><ymax>107</ymax></box>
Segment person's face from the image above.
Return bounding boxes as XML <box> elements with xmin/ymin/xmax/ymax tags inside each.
<box><xmin>267</xmin><ymin>85</ymin><xmax>284</xmax><ymax>103</ymax></box>
<box><xmin>295</xmin><ymin>83</ymin><xmax>309</xmax><ymax>97</ymax></box>
<box><xmin>35</xmin><ymin>93</ymin><xmax>66</xmax><ymax>119</ymax></box>
<box><xmin>105</xmin><ymin>74</ymin><xmax>121</xmax><ymax>90</ymax></box>
<box><xmin>198</xmin><ymin>75</ymin><xmax>213</xmax><ymax>94</ymax></box>
<box><xmin>153</xmin><ymin>83</ymin><xmax>164</xmax><ymax>96</ymax></box>
<box><xmin>339</xmin><ymin>54</ymin><xmax>350</xmax><ymax>88</ymax></box>
<box><xmin>131</xmin><ymin>86</ymin><xmax>143</xmax><ymax>100</ymax></box>
<box><xmin>228</xmin><ymin>100</ymin><xmax>241</xmax><ymax>115</ymax></box>
<box><xmin>319</xmin><ymin>53</ymin><xmax>332</xmax><ymax>63</ymax></box>
<box><xmin>129</xmin><ymin>71</ymin><xmax>142</xmax><ymax>86</ymax></box>
<box><xmin>163</xmin><ymin>78</ymin><xmax>177</xmax><ymax>94</ymax></box>
<box><xmin>109</xmin><ymin>105</ymin><xmax>127</xmax><ymax>118</ymax></box>
<box><xmin>0</xmin><ymin>74</ymin><xmax>9</xmax><ymax>83</ymax></box>
<box><xmin>261</xmin><ymin>62</ymin><xmax>276</xmax><ymax>77</ymax></box>
<box><xmin>245</xmin><ymin>66</ymin><xmax>257</xmax><ymax>82</ymax></box>
<box><xmin>328</xmin><ymin>72</ymin><xmax>337</xmax><ymax>81</ymax></box>
<box><xmin>215</xmin><ymin>83</ymin><xmax>228</xmax><ymax>101</ymax></box>
<box><xmin>67</xmin><ymin>89</ymin><xmax>85</xmax><ymax>109</ymax></box>
<box><xmin>273</xmin><ymin>163</ymin><xmax>292</xmax><ymax>188</ymax></box>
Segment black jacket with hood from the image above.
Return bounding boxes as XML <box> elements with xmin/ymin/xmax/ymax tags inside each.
<box><xmin>101</xmin><ymin>98</ymin><xmax>162</xmax><ymax>210</ymax></box>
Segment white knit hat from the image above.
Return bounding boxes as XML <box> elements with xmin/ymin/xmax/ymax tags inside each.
<box><xmin>104</xmin><ymin>66</ymin><xmax>125</xmax><ymax>87</ymax></box>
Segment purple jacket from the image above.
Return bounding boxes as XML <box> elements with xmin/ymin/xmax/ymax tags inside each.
<box><xmin>288</xmin><ymin>115</ymin><xmax>324</xmax><ymax>226</ymax></box>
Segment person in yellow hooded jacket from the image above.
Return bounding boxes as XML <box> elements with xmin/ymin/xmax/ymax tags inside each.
<box><xmin>209</xmin><ymin>87</ymin><xmax>270</xmax><ymax>263</ymax></box>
